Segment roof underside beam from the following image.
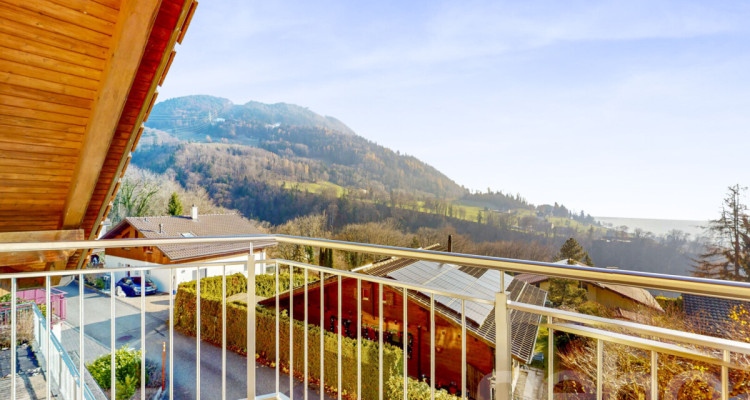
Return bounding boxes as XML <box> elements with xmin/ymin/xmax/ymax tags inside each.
<box><xmin>60</xmin><ymin>0</ymin><xmax>162</xmax><ymax>230</ymax></box>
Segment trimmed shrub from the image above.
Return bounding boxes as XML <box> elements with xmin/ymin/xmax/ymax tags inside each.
<box><xmin>87</xmin><ymin>347</ymin><xmax>147</xmax><ymax>390</ymax></box>
<box><xmin>655</xmin><ymin>296</ymin><xmax>683</xmax><ymax>312</ymax></box>
<box><xmin>385</xmin><ymin>375</ymin><xmax>459</xmax><ymax>400</ymax></box>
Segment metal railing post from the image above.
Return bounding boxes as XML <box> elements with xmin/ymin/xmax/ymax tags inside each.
<box><xmin>247</xmin><ymin>243</ymin><xmax>256</xmax><ymax>400</ymax></box>
<box><xmin>169</xmin><ymin>268</ymin><xmax>174</xmax><ymax>400</ymax></box>
<box><xmin>320</xmin><ymin>270</ymin><xmax>324</xmax><ymax>400</ymax></box>
<box><xmin>222</xmin><ymin>265</ymin><xmax>227</xmax><ymax>400</ymax></box>
<box><xmin>494</xmin><ymin>291</ymin><xmax>511</xmax><ymax>400</ymax></box>
<box><xmin>196</xmin><ymin>266</ymin><xmax>201</xmax><ymax>400</ymax></box>
<box><xmin>650</xmin><ymin>351</ymin><xmax>658</xmax><ymax>400</ymax></box>
<box><xmin>290</xmin><ymin>267</ymin><xmax>294</xmax><ymax>400</ymax></box>
<box><xmin>304</xmin><ymin>267</ymin><xmax>309</xmax><ymax>400</ymax></box>
<box><xmin>46</xmin><ymin>275</ymin><xmax>51</xmax><ymax>400</ymax></box>
<box><xmin>596</xmin><ymin>339</ymin><xmax>602</xmax><ymax>400</ymax></box>
<box><xmin>378</xmin><ymin>283</ymin><xmax>384</xmax><ymax>400</ymax></box>
<box><xmin>721</xmin><ymin>350</ymin><xmax>729</xmax><ymax>400</ymax></box>
<box><xmin>357</xmin><ymin>278</ymin><xmax>362</xmax><ymax>400</ymax></box>
<box><xmin>111</xmin><ymin>271</ymin><xmax>116</xmax><ymax>400</ymax></box>
<box><xmin>548</xmin><ymin>323</ymin><xmax>554</xmax><ymax>400</ymax></box>
<box><xmin>79</xmin><ymin>273</ymin><xmax>84</xmax><ymax>400</ymax></box>
<box><xmin>141</xmin><ymin>271</ymin><xmax>146</xmax><ymax>400</ymax></box>
<box><xmin>337</xmin><ymin>275</ymin><xmax>342</xmax><ymax>400</ymax></box>
<box><xmin>11</xmin><ymin>277</ymin><xmax>17</xmax><ymax>400</ymax></box>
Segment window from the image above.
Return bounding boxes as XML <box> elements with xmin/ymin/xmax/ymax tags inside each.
<box><xmin>181</xmin><ymin>232</ymin><xmax>195</xmax><ymax>237</ymax></box>
<box><xmin>362</xmin><ymin>286</ymin><xmax>371</xmax><ymax>301</ymax></box>
<box><xmin>384</xmin><ymin>292</ymin><xmax>395</xmax><ymax>306</ymax></box>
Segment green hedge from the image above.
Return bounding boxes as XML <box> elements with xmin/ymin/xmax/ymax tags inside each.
<box><xmin>177</xmin><ymin>273</ymin><xmax>248</xmax><ymax>298</ymax></box>
<box><xmin>177</xmin><ymin>272</ymin><xmax>317</xmax><ymax>299</ymax></box>
<box><xmin>173</xmin><ymin>285</ymin><xmax>403</xmax><ymax>400</ymax></box>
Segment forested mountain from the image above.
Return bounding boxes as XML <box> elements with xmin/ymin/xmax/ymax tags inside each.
<box><xmin>141</xmin><ymin>95</ymin><xmax>464</xmax><ymax>199</ymax></box>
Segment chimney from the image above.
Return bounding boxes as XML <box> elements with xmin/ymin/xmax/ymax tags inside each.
<box><xmin>159</xmin><ymin>223</ymin><xmax>164</xmax><ymax>234</ymax></box>
<box><xmin>191</xmin><ymin>205</ymin><xmax>198</xmax><ymax>220</ymax></box>
<box><xmin>447</xmin><ymin>235</ymin><xmax>453</xmax><ymax>252</ymax></box>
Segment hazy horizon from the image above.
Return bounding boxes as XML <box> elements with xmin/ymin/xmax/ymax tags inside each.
<box><xmin>158</xmin><ymin>1</ymin><xmax>750</xmax><ymax>221</ymax></box>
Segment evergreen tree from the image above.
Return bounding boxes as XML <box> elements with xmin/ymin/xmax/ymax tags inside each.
<box><xmin>167</xmin><ymin>192</ymin><xmax>184</xmax><ymax>216</ymax></box>
<box><xmin>549</xmin><ymin>237</ymin><xmax>592</xmax><ymax>307</ymax></box>
<box><xmin>692</xmin><ymin>184</ymin><xmax>750</xmax><ymax>281</ymax></box>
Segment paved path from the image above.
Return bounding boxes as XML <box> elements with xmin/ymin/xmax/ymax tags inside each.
<box><xmin>59</xmin><ymin>281</ymin><xmax>331</xmax><ymax>400</ymax></box>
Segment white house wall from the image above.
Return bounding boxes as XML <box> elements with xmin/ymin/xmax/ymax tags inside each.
<box><xmin>105</xmin><ymin>251</ymin><xmax>267</xmax><ymax>294</ymax></box>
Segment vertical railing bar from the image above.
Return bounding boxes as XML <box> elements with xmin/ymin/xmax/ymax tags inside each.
<box><xmin>111</xmin><ymin>271</ymin><xmax>116</xmax><ymax>400</ymax></box>
<box><xmin>721</xmin><ymin>349</ymin><xmax>729</xmax><ymax>400</ymax></box>
<box><xmin>357</xmin><ymin>278</ymin><xmax>362</xmax><ymax>400</ymax></box>
<box><xmin>79</xmin><ymin>273</ymin><xmax>85</xmax><ymax>400</ymax></box>
<box><xmin>247</xmin><ymin>244</ymin><xmax>256</xmax><ymax>400</ymax></box>
<box><xmin>141</xmin><ymin>271</ymin><xmax>146</xmax><ymax>400</ymax></box>
<box><xmin>169</xmin><ymin>268</ymin><xmax>174</xmax><ymax>400</ymax></box>
<box><xmin>548</xmin><ymin>322</ymin><xmax>554</xmax><ymax>400</ymax></box>
<box><xmin>378</xmin><ymin>283</ymin><xmax>384</xmax><ymax>400</ymax></box>
<box><xmin>650</xmin><ymin>351</ymin><xmax>657</xmax><ymax>400</ymax></box>
<box><xmin>494</xmin><ymin>290</ymin><xmax>511</xmax><ymax>400</ymax></box>
<box><xmin>11</xmin><ymin>277</ymin><xmax>17</xmax><ymax>400</ymax></box>
<box><xmin>402</xmin><ymin>287</ymin><xmax>407</xmax><ymax>400</ymax></box>
<box><xmin>276</xmin><ymin>261</ymin><xmax>280</xmax><ymax>397</ymax></box>
<box><xmin>222</xmin><ymin>265</ymin><xmax>227</xmax><ymax>400</ymax></box>
<box><xmin>337</xmin><ymin>275</ymin><xmax>342</xmax><ymax>400</ymax></box>
<box><xmin>596</xmin><ymin>338</ymin><xmax>602</xmax><ymax>400</ymax></box>
<box><xmin>305</xmin><ymin>267</ymin><xmax>309</xmax><ymax>400</ymax></box>
<box><xmin>461</xmin><ymin>299</ymin><xmax>466</xmax><ymax>400</ymax></box>
<box><xmin>46</xmin><ymin>275</ymin><xmax>51</xmax><ymax>400</ymax></box>
<box><xmin>290</xmin><ymin>266</ymin><xmax>294</xmax><ymax>400</ymax></box>
<box><xmin>320</xmin><ymin>270</ymin><xmax>324</xmax><ymax>400</ymax></box>
<box><xmin>196</xmin><ymin>266</ymin><xmax>201</xmax><ymax>400</ymax></box>
<box><xmin>430</xmin><ymin>293</ymin><xmax>435</xmax><ymax>400</ymax></box>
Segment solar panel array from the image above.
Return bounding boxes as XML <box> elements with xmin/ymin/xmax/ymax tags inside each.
<box><xmin>379</xmin><ymin>259</ymin><xmax>547</xmax><ymax>364</ymax></box>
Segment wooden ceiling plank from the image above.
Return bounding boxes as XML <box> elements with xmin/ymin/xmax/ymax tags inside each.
<box><xmin>0</xmin><ymin>124</ymin><xmax>85</xmax><ymax>141</ymax></box>
<box><xmin>61</xmin><ymin>0</ymin><xmax>162</xmax><ymax>229</ymax></box>
<box><xmin>0</xmin><ymin>17</ymin><xmax>107</xmax><ymax>60</ymax></box>
<box><xmin>0</xmin><ymin>4</ymin><xmax>111</xmax><ymax>47</ymax></box>
<box><xmin>0</xmin><ymin>140</ymin><xmax>79</xmax><ymax>156</ymax></box>
<box><xmin>0</xmin><ymin>178</ymin><xmax>69</xmax><ymax>189</ymax></box>
<box><xmin>0</xmin><ymin>71</ymin><xmax>96</xmax><ymax>99</ymax></box>
<box><xmin>0</xmin><ymin>32</ymin><xmax>106</xmax><ymax>70</ymax></box>
<box><xmin>0</xmin><ymin>192</ymin><xmax>68</xmax><ymax>200</ymax></box>
<box><xmin>0</xmin><ymin>59</ymin><xmax>100</xmax><ymax>91</ymax></box>
<box><xmin>44</xmin><ymin>0</ymin><xmax>120</xmax><ymax>24</ymax></box>
<box><xmin>0</xmin><ymin>103</ymin><xmax>88</xmax><ymax>126</ymax></box>
<box><xmin>0</xmin><ymin>0</ymin><xmax>116</xmax><ymax>36</ymax></box>
<box><xmin>0</xmin><ymin>83</ymin><xmax>92</xmax><ymax>109</ymax></box>
<box><xmin>0</xmin><ymin>150</ymin><xmax>77</xmax><ymax>163</ymax></box>
<box><xmin>0</xmin><ymin>134</ymin><xmax>83</xmax><ymax>150</ymax></box>
<box><xmin>0</xmin><ymin>45</ymin><xmax>102</xmax><ymax>80</ymax></box>
<box><xmin>0</xmin><ymin>158</ymin><xmax>75</xmax><ymax>171</ymax></box>
<box><xmin>91</xmin><ymin>0</ymin><xmax>120</xmax><ymax>12</ymax></box>
<box><xmin>0</xmin><ymin>94</ymin><xmax>89</xmax><ymax>118</ymax></box>
<box><xmin>0</xmin><ymin>114</ymin><xmax>86</xmax><ymax>134</ymax></box>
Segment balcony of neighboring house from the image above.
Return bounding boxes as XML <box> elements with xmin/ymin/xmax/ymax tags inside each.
<box><xmin>0</xmin><ymin>235</ymin><xmax>749</xmax><ymax>400</ymax></box>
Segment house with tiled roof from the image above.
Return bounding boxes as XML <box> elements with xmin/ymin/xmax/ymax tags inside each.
<box><xmin>101</xmin><ymin>206</ymin><xmax>274</xmax><ymax>293</ymax></box>
<box><xmin>514</xmin><ymin>259</ymin><xmax>664</xmax><ymax>314</ymax></box>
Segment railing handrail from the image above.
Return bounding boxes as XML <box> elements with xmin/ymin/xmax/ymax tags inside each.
<box><xmin>1</xmin><ymin>234</ymin><xmax>750</xmax><ymax>301</ymax></box>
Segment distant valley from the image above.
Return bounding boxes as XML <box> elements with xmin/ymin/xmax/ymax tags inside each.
<box><xmin>596</xmin><ymin>217</ymin><xmax>707</xmax><ymax>238</ymax></box>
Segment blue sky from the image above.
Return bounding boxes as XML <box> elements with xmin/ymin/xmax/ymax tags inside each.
<box><xmin>158</xmin><ymin>0</ymin><xmax>750</xmax><ymax>220</ymax></box>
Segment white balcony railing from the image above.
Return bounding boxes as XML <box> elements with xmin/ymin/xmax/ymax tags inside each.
<box><xmin>1</xmin><ymin>235</ymin><xmax>749</xmax><ymax>400</ymax></box>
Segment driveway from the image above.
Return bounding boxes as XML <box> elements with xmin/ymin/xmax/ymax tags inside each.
<box><xmin>59</xmin><ymin>281</ymin><xmax>330</xmax><ymax>400</ymax></box>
